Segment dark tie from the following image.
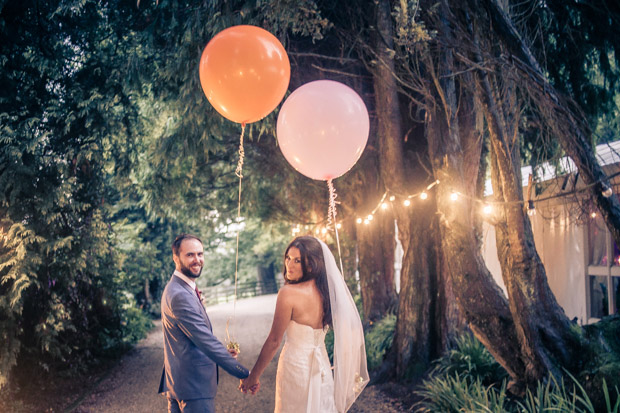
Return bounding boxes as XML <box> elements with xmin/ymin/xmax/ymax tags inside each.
<box><xmin>195</xmin><ymin>286</ymin><xmax>202</xmax><ymax>301</ymax></box>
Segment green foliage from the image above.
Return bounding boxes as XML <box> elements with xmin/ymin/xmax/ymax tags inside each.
<box><xmin>120</xmin><ymin>305</ymin><xmax>153</xmax><ymax>345</ymax></box>
<box><xmin>415</xmin><ymin>333</ymin><xmax>620</xmax><ymax>413</ymax></box>
<box><xmin>365</xmin><ymin>314</ymin><xmax>396</xmax><ymax>371</ymax></box>
<box><xmin>517</xmin><ymin>373</ymin><xmax>615</xmax><ymax>413</ymax></box>
<box><xmin>431</xmin><ymin>333</ymin><xmax>508</xmax><ymax>386</ymax></box>
<box><xmin>415</xmin><ymin>374</ymin><xmax>509</xmax><ymax>413</ymax></box>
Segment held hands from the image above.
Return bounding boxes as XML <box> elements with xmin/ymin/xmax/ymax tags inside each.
<box><xmin>239</xmin><ymin>376</ymin><xmax>260</xmax><ymax>395</ymax></box>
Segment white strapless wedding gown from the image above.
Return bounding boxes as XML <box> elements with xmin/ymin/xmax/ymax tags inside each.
<box><xmin>274</xmin><ymin>320</ymin><xmax>337</xmax><ymax>413</ymax></box>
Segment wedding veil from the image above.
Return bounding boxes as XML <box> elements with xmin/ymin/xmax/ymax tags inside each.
<box><xmin>317</xmin><ymin>238</ymin><xmax>369</xmax><ymax>412</ymax></box>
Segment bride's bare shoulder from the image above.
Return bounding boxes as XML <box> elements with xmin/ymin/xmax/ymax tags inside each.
<box><xmin>278</xmin><ymin>281</ymin><xmax>314</xmax><ymax>297</ymax></box>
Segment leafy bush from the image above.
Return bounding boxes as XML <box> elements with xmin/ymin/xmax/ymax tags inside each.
<box><xmin>365</xmin><ymin>314</ymin><xmax>397</xmax><ymax>371</ymax></box>
<box><xmin>414</xmin><ymin>332</ymin><xmax>620</xmax><ymax>413</ymax></box>
<box><xmin>120</xmin><ymin>305</ymin><xmax>153</xmax><ymax>344</ymax></box>
<box><xmin>518</xmin><ymin>373</ymin><xmax>620</xmax><ymax>413</ymax></box>
<box><xmin>416</xmin><ymin>373</ymin><xmax>508</xmax><ymax>413</ymax></box>
<box><xmin>432</xmin><ymin>333</ymin><xmax>508</xmax><ymax>386</ymax></box>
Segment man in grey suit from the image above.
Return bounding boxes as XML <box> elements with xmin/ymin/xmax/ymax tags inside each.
<box><xmin>159</xmin><ymin>234</ymin><xmax>250</xmax><ymax>412</ymax></box>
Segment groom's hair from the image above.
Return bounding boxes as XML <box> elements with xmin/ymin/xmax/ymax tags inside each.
<box><xmin>172</xmin><ymin>233</ymin><xmax>202</xmax><ymax>256</ymax></box>
<box><xmin>283</xmin><ymin>236</ymin><xmax>332</xmax><ymax>327</ymax></box>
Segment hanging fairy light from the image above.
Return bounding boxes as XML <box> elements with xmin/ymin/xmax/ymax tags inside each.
<box><xmin>590</xmin><ymin>212</ymin><xmax>597</xmax><ymax>219</ymax></box>
<box><xmin>482</xmin><ymin>204</ymin><xmax>493</xmax><ymax>215</ymax></box>
<box><xmin>450</xmin><ymin>191</ymin><xmax>459</xmax><ymax>201</ymax></box>
<box><xmin>389</xmin><ymin>195</ymin><xmax>396</xmax><ymax>202</ymax></box>
<box><xmin>420</xmin><ymin>192</ymin><xmax>428</xmax><ymax>200</ymax></box>
<box><xmin>367</xmin><ymin>214</ymin><xmax>374</xmax><ymax>221</ymax></box>
<box><xmin>381</xmin><ymin>202</ymin><xmax>389</xmax><ymax>210</ymax></box>
<box><xmin>403</xmin><ymin>199</ymin><xmax>411</xmax><ymax>207</ymax></box>
<box><xmin>336</xmin><ymin>223</ymin><xmax>342</xmax><ymax>229</ymax></box>
<box><xmin>356</xmin><ymin>218</ymin><xmax>363</xmax><ymax>224</ymax></box>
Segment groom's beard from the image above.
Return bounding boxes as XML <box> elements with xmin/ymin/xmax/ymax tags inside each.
<box><xmin>180</xmin><ymin>263</ymin><xmax>203</xmax><ymax>279</ymax></box>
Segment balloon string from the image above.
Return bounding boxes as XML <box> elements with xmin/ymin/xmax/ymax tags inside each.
<box><xmin>229</xmin><ymin>123</ymin><xmax>246</xmax><ymax>341</ymax></box>
<box><xmin>327</xmin><ymin>179</ymin><xmax>345</xmax><ymax>276</ymax></box>
<box><xmin>235</xmin><ymin>123</ymin><xmax>245</xmax><ymax>178</ymax></box>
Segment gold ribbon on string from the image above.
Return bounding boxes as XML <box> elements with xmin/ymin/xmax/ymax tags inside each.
<box><xmin>226</xmin><ymin>122</ymin><xmax>245</xmax><ymax>353</ymax></box>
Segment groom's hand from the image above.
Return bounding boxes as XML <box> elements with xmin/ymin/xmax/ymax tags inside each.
<box><xmin>228</xmin><ymin>348</ymin><xmax>239</xmax><ymax>359</ymax></box>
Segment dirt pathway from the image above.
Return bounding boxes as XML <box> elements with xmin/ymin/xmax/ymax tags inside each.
<box><xmin>71</xmin><ymin>294</ymin><xmax>405</xmax><ymax>413</ymax></box>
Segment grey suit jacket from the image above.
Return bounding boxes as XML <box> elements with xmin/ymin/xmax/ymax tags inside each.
<box><xmin>158</xmin><ymin>274</ymin><xmax>249</xmax><ymax>400</ymax></box>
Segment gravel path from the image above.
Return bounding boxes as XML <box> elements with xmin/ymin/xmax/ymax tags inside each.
<box><xmin>71</xmin><ymin>294</ymin><xmax>406</xmax><ymax>413</ymax></box>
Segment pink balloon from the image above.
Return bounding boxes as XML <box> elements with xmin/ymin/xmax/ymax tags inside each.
<box><xmin>276</xmin><ymin>80</ymin><xmax>369</xmax><ymax>181</ymax></box>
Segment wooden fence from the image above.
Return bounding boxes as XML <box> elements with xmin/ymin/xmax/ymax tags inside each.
<box><xmin>201</xmin><ymin>278</ymin><xmax>281</xmax><ymax>306</ymax></box>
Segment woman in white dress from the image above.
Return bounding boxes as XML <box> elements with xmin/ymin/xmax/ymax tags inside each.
<box><xmin>240</xmin><ymin>236</ymin><xmax>369</xmax><ymax>412</ymax></box>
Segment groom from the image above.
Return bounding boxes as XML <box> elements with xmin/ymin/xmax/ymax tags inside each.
<box><xmin>159</xmin><ymin>234</ymin><xmax>249</xmax><ymax>413</ymax></box>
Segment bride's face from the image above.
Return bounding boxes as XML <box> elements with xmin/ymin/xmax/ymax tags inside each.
<box><xmin>285</xmin><ymin>247</ymin><xmax>303</xmax><ymax>281</ymax></box>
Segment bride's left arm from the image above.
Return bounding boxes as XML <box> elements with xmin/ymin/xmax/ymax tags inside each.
<box><xmin>241</xmin><ymin>286</ymin><xmax>294</xmax><ymax>392</ymax></box>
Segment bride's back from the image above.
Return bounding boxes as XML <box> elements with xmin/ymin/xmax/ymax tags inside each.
<box><xmin>287</xmin><ymin>279</ymin><xmax>325</xmax><ymax>330</ymax></box>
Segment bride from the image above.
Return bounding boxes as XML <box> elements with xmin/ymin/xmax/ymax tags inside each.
<box><xmin>239</xmin><ymin>236</ymin><xmax>369</xmax><ymax>412</ymax></box>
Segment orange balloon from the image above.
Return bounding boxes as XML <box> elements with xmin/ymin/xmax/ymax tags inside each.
<box><xmin>199</xmin><ymin>25</ymin><xmax>291</xmax><ymax>124</ymax></box>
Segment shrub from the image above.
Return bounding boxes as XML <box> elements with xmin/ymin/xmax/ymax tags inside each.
<box><xmin>415</xmin><ymin>373</ymin><xmax>509</xmax><ymax>413</ymax></box>
<box><xmin>432</xmin><ymin>333</ymin><xmax>508</xmax><ymax>386</ymax></box>
<box><xmin>365</xmin><ymin>314</ymin><xmax>397</xmax><ymax>371</ymax></box>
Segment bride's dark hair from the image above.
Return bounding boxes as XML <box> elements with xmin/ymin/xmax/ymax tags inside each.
<box><xmin>283</xmin><ymin>236</ymin><xmax>332</xmax><ymax>327</ymax></box>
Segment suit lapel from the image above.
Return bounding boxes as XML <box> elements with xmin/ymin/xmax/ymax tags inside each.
<box><xmin>171</xmin><ymin>275</ymin><xmax>213</xmax><ymax>331</ymax></box>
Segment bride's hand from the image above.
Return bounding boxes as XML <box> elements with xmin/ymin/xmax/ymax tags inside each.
<box><xmin>240</xmin><ymin>374</ymin><xmax>260</xmax><ymax>395</ymax></box>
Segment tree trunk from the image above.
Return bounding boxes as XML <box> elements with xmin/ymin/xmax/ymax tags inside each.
<box><xmin>372</xmin><ymin>0</ymin><xmax>455</xmax><ymax>377</ymax></box>
<box><xmin>257</xmin><ymin>263</ymin><xmax>276</xmax><ymax>294</ymax></box>
<box><xmin>358</xmin><ymin>210</ymin><xmax>397</xmax><ymax>323</ymax></box>
<box><xmin>473</xmin><ymin>39</ymin><xmax>583</xmax><ymax>384</ymax></box>
<box><xmin>423</xmin><ymin>0</ymin><xmax>528</xmax><ymax>387</ymax></box>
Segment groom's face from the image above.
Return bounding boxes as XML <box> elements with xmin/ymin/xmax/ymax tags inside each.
<box><xmin>174</xmin><ymin>238</ymin><xmax>204</xmax><ymax>279</ymax></box>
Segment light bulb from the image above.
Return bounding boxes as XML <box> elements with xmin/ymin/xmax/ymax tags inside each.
<box><xmin>403</xmin><ymin>199</ymin><xmax>411</xmax><ymax>207</ymax></box>
<box><xmin>367</xmin><ymin>214</ymin><xmax>374</xmax><ymax>221</ymax></box>
<box><xmin>450</xmin><ymin>192</ymin><xmax>458</xmax><ymax>201</ymax></box>
<box><xmin>381</xmin><ymin>202</ymin><xmax>388</xmax><ymax>210</ymax></box>
<box><xmin>389</xmin><ymin>195</ymin><xmax>396</xmax><ymax>202</ymax></box>
<box><xmin>420</xmin><ymin>192</ymin><xmax>428</xmax><ymax>200</ymax></box>
<box><xmin>356</xmin><ymin>218</ymin><xmax>362</xmax><ymax>224</ymax></box>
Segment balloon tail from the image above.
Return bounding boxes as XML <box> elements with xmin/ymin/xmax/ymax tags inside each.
<box><xmin>327</xmin><ymin>179</ymin><xmax>345</xmax><ymax>276</ymax></box>
<box><xmin>235</xmin><ymin>123</ymin><xmax>246</xmax><ymax>178</ymax></box>
<box><xmin>232</xmin><ymin>123</ymin><xmax>246</xmax><ymax>337</ymax></box>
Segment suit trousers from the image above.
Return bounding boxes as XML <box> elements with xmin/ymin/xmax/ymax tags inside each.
<box><xmin>167</xmin><ymin>397</ymin><xmax>215</xmax><ymax>413</ymax></box>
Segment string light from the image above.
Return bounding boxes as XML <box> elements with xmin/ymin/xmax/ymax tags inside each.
<box><xmin>336</xmin><ymin>223</ymin><xmax>342</xmax><ymax>229</ymax></box>
<box><xmin>590</xmin><ymin>212</ymin><xmax>597</xmax><ymax>219</ymax></box>
<box><xmin>339</xmin><ymin>173</ymin><xmax>618</xmax><ymax>229</ymax></box>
